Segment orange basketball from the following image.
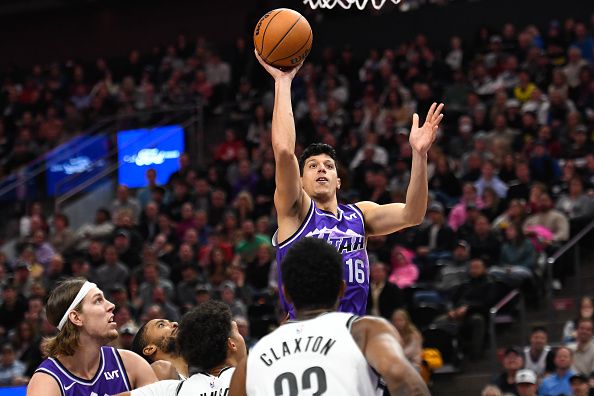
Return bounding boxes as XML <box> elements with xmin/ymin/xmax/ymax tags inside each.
<box><xmin>253</xmin><ymin>8</ymin><xmax>313</xmax><ymax>69</ymax></box>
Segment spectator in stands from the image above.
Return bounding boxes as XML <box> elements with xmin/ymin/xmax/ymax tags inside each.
<box><xmin>489</xmin><ymin>223</ymin><xmax>536</xmax><ymax>289</ymax></box>
<box><xmin>568</xmin><ymin>318</ymin><xmax>594</xmax><ymax>375</ymax></box>
<box><xmin>555</xmin><ymin>177</ymin><xmax>594</xmax><ymax>233</ymax></box>
<box><xmin>475</xmin><ymin>160</ymin><xmax>509</xmax><ymax>199</ymax></box>
<box><xmin>366</xmin><ymin>262</ymin><xmax>404</xmax><ymax>320</ymax></box>
<box><xmin>437</xmin><ymin>258</ymin><xmax>496</xmax><ymax>360</ymax></box>
<box><xmin>0</xmin><ymin>285</ymin><xmax>27</xmax><ymax>338</ymax></box>
<box><xmin>235</xmin><ymin>219</ymin><xmax>269</xmax><ymax>263</ymax></box>
<box><xmin>0</xmin><ymin>343</ymin><xmax>28</xmax><ymax>386</ymax></box>
<box><xmin>194</xmin><ymin>283</ymin><xmax>212</xmax><ymax>306</ymax></box>
<box><xmin>94</xmin><ymin>244</ymin><xmax>130</xmax><ymax>293</ymax></box>
<box><xmin>429</xmin><ymin>156</ymin><xmax>462</xmax><ymax>208</ymax></box>
<box><xmin>245</xmin><ymin>244</ymin><xmax>274</xmax><ymax>292</ymax></box>
<box><xmin>524</xmin><ymin>192</ymin><xmax>570</xmax><ymax>245</ymax></box>
<box><xmin>413</xmin><ymin>202</ymin><xmax>456</xmax><ymax>276</ymax></box>
<box><xmin>493</xmin><ymin>199</ymin><xmax>528</xmax><ymax>234</ymax></box>
<box><xmin>539</xmin><ymin>346</ymin><xmax>575</xmax><ymax>396</ymax></box>
<box><xmin>148</xmin><ymin>286</ymin><xmax>180</xmax><ymax>322</ymax></box>
<box><xmin>468</xmin><ymin>214</ymin><xmax>501</xmax><ymax>266</ymax></box>
<box><xmin>74</xmin><ymin>208</ymin><xmax>114</xmax><ymax>248</ymax></box>
<box><xmin>138</xmin><ymin>201</ymin><xmax>161</xmax><ymax>242</ymax></box>
<box><xmin>481</xmin><ymin>186</ymin><xmax>506</xmax><ymax>223</ymax></box>
<box><xmin>515</xmin><ymin>369</ymin><xmax>538</xmax><ymax>396</ymax></box>
<box><xmin>492</xmin><ymin>346</ymin><xmax>525</xmax><ymax>395</ymax></box>
<box><xmin>388</xmin><ymin>245</ymin><xmax>419</xmax><ymax>289</ymax></box>
<box><xmin>449</xmin><ymin>183</ymin><xmax>484</xmax><ymax>232</ymax></box>
<box><xmin>481</xmin><ymin>384</ymin><xmax>503</xmax><ymax>396</ymax></box>
<box><xmin>139</xmin><ymin>262</ymin><xmax>174</xmax><ymax>312</ymax></box>
<box><xmin>564</xmin><ymin>296</ymin><xmax>594</xmax><ymax>343</ymax></box>
<box><xmin>391</xmin><ymin>309</ymin><xmax>422</xmax><ymax>371</ymax></box>
<box><xmin>219</xmin><ymin>280</ymin><xmax>247</xmax><ymax>318</ymax></box>
<box><xmin>523</xmin><ymin>326</ymin><xmax>554</xmax><ymax>378</ymax></box>
<box><xmin>569</xmin><ymin>373</ymin><xmax>591</xmax><ymax>396</ymax></box>
<box><xmin>111</xmin><ymin>185</ymin><xmax>141</xmax><ymax>223</ymax></box>
<box><xmin>529</xmin><ymin>141</ymin><xmax>561</xmax><ymax>185</ymax></box>
<box><xmin>49</xmin><ymin>213</ymin><xmax>75</xmax><ymax>255</ymax></box>
<box><xmin>137</xmin><ymin>169</ymin><xmax>160</xmax><ymax>208</ymax></box>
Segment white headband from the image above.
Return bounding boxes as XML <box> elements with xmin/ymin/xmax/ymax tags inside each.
<box><xmin>57</xmin><ymin>281</ymin><xmax>97</xmax><ymax>331</ymax></box>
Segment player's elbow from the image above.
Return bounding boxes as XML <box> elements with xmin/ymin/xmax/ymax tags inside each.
<box><xmin>272</xmin><ymin>145</ymin><xmax>295</xmax><ymax>160</ymax></box>
<box><xmin>404</xmin><ymin>211</ymin><xmax>425</xmax><ymax>227</ymax></box>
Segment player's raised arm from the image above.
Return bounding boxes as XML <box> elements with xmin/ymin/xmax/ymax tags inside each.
<box><xmin>254</xmin><ymin>50</ymin><xmax>308</xmax><ymax>221</ymax></box>
<box><xmin>356</xmin><ymin>103</ymin><xmax>444</xmax><ymax>236</ymax></box>
<box><xmin>351</xmin><ymin>316</ymin><xmax>430</xmax><ymax>396</ymax></box>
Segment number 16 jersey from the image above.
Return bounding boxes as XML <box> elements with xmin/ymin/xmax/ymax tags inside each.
<box><xmin>273</xmin><ymin>201</ymin><xmax>370</xmax><ymax>318</ymax></box>
<box><xmin>246</xmin><ymin>312</ymin><xmax>383</xmax><ymax>396</ymax></box>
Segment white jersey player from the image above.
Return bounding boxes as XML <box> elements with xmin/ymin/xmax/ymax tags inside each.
<box><xmin>229</xmin><ymin>237</ymin><xmax>429</xmax><ymax>396</ymax></box>
<box><xmin>118</xmin><ymin>301</ymin><xmax>246</xmax><ymax>396</ymax></box>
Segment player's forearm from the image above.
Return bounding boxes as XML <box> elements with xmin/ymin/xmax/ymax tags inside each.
<box><xmin>271</xmin><ymin>79</ymin><xmax>296</xmax><ymax>156</ymax></box>
<box><xmin>403</xmin><ymin>151</ymin><xmax>429</xmax><ymax>225</ymax></box>
<box><xmin>387</xmin><ymin>378</ymin><xmax>431</xmax><ymax>396</ymax></box>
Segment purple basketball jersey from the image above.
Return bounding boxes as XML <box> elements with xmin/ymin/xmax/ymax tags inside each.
<box><xmin>34</xmin><ymin>346</ymin><xmax>131</xmax><ymax>396</ymax></box>
<box><xmin>273</xmin><ymin>200</ymin><xmax>369</xmax><ymax>318</ymax></box>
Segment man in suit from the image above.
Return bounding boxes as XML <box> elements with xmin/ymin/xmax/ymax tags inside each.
<box><xmin>366</xmin><ymin>262</ymin><xmax>404</xmax><ymax>320</ymax></box>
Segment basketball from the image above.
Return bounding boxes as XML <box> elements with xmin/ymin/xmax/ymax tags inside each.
<box><xmin>253</xmin><ymin>8</ymin><xmax>313</xmax><ymax>69</ymax></box>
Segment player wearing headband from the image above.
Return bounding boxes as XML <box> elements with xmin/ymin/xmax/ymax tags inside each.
<box><xmin>26</xmin><ymin>278</ymin><xmax>157</xmax><ymax>396</ymax></box>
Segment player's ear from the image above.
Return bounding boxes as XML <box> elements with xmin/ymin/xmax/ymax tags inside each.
<box><xmin>228</xmin><ymin>337</ymin><xmax>237</xmax><ymax>352</ymax></box>
<box><xmin>69</xmin><ymin>310</ymin><xmax>83</xmax><ymax>327</ymax></box>
<box><xmin>336</xmin><ymin>177</ymin><xmax>341</xmax><ymax>190</ymax></box>
<box><xmin>143</xmin><ymin>345</ymin><xmax>157</xmax><ymax>358</ymax></box>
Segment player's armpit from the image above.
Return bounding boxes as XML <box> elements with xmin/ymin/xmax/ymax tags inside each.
<box><xmin>351</xmin><ymin>316</ymin><xmax>430</xmax><ymax>396</ymax></box>
<box><xmin>228</xmin><ymin>357</ymin><xmax>247</xmax><ymax>396</ymax></box>
<box><xmin>355</xmin><ymin>201</ymin><xmax>420</xmax><ymax>236</ymax></box>
<box><xmin>26</xmin><ymin>372</ymin><xmax>62</xmax><ymax>396</ymax></box>
<box><xmin>119</xmin><ymin>349</ymin><xmax>158</xmax><ymax>388</ymax></box>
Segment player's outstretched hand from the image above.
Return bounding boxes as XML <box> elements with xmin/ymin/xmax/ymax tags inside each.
<box><xmin>409</xmin><ymin>102</ymin><xmax>444</xmax><ymax>155</ymax></box>
<box><xmin>254</xmin><ymin>49</ymin><xmax>303</xmax><ymax>82</ymax></box>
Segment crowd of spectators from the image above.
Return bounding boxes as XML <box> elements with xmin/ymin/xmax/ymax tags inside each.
<box><xmin>0</xmin><ymin>7</ymin><xmax>594</xmax><ymax>392</ymax></box>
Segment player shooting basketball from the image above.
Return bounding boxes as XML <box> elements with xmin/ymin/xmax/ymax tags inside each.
<box><xmin>254</xmin><ymin>50</ymin><xmax>444</xmax><ymax>318</ymax></box>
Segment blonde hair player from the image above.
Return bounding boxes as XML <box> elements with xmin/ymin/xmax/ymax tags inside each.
<box><xmin>255</xmin><ymin>49</ymin><xmax>444</xmax><ymax>318</ymax></box>
<box><xmin>27</xmin><ymin>278</ymin><xmax>157</xmax><ymax>396</ymax></box>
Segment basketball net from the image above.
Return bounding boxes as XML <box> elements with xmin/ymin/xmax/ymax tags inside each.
<box><xmin>303</xmin><ymin>0</ymin><xmax>402</xmax><ymax>10</ymax></box>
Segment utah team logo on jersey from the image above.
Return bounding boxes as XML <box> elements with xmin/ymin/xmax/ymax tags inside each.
<box><xmin>305</xmin><ymin>226</ymin><xmax>365</xmax><ymax>254</ymax></box>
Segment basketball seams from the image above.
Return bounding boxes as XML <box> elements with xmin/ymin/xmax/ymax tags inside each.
<box><xmin>263</xmin><ymin>15</ymin><xmax>303</xmax><ymax>62</ymax></box>
<box><xmin>270</xmin><ymin>25</ymin><xmax>312</xmax><ymax>65</ymax></box>
<box><xmin>259</xmin><ymin>9</ymin><xmax>284</xmax><ymax>57</ymax></box>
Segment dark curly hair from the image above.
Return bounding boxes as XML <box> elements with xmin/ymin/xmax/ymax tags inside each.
<box><xmin>281</xmin><ymin>237</ymin><xmax>343</xmax><ymax>311</ymax></box>
<box><xmin>298</xmin><ymin>143</ymin><xmax>337</xmax><ymax>176</ymax></box>
<box><xmin>177</xmin><ymin>300</ymin><xmax>232</xmax><ymax>370</ymax></box>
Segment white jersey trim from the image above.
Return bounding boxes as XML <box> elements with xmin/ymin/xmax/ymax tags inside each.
<box><xmin>35</xmin><ymin>367</ymin><xmax>66</xmax><ymax>396</ymax></box>
<box><xmin>48</xmin><ymin>347</ymin><xmax>106</xmax><ymax>386</ymax></box>
<box><xmin>273</xmin><ymin>199</ymin><xmax>315</xmax><ymax>249</ymax></box>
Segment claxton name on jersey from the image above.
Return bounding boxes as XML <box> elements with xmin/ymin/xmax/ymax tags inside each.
<box><xmin>259</xmin><ymin>336</ymin><xmax>337</xmax><ymax>367</ymax></box>
<box><xmin>305</xmin><ymin>227</ymin><xmax>365</xmax><ymax>254</ymax></box>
